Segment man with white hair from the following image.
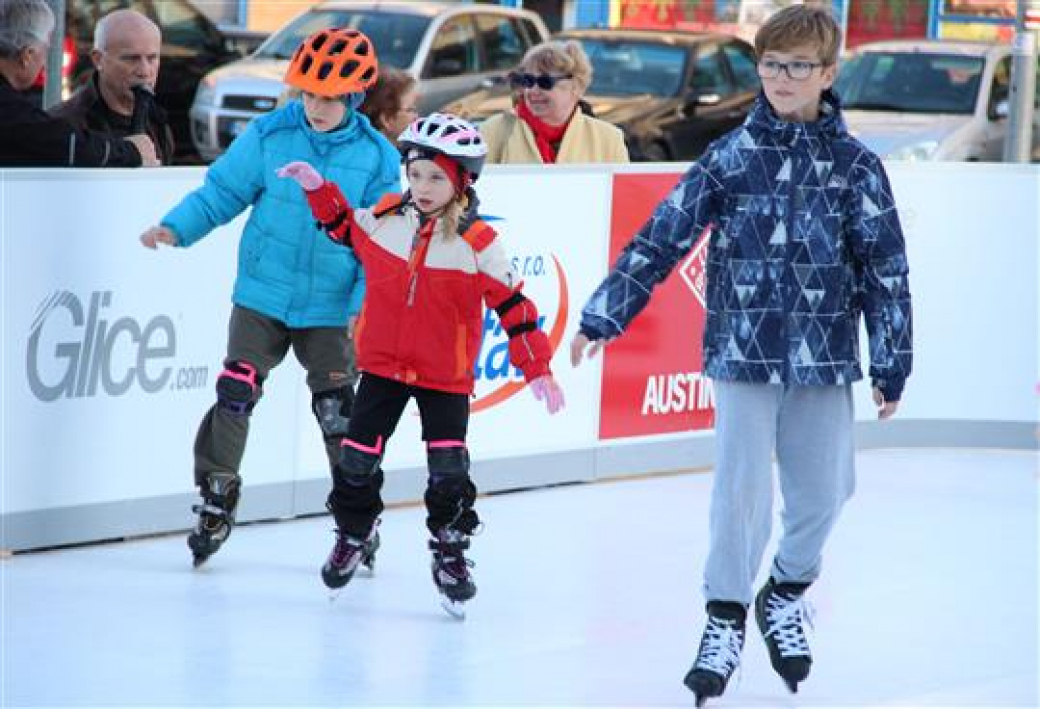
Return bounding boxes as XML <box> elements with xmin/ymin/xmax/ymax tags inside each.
<box><xmin>0</xmin><ymin>0</ymin><xmax>157</xmax><ymax>166</ymax></box>
<box><xmin>51</xmin><ymin>8</ymin><xmax>175</xmax><ymax>164</ymax></box>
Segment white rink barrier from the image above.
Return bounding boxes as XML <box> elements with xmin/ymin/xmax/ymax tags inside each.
<box><xmin>2</xmin><ymin>163</ymin><xmax>1037</xmax><ymax>551</ymax></box>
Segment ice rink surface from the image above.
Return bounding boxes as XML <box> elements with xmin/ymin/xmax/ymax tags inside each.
<box><xmin>3</xmin><ymin>448</ymin><xmax>1037</xmax><ymax>708</ymax></box>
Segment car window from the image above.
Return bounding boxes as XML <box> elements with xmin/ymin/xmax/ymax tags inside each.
<box><xmin>835</xmin><ymin>52</ymin><xmax>981</xmax><ymax>115</ymax></box>
<box><xmin>580</xmin><ymin>39</ymin><xmax>687</xmax><ymax>96</ymax></box>
<box><xmin>138</xmin><ymin>0</ymin><xmax>222</xmax><ymax>52</ymax></box>
<box><xmin>517</xmin><ymin>18</ymin><xmax>543</xmax><ymax>47</ymax></box>
<box><xmin>475</xmin><ymin>15</ymin><xmax>526</xmax><ymax>72</ymax></box>
<box><xmin>254</xmin><ymin>9</ymin><xmax>429</xmax><ymax>68</ymax></box>
<box><xmin>988</xmin><ymin>56</ymin><xmax>1011</xmax><ymax>114</ymax></box>
<box><xmin>424</xmin><ymin>17</ymin><xmax>480</xmax><ymax>78</ymax></box>
<box><xmin>722</xmin><ymin>42</ymin><xmax>759</xmax><ymax>92</ymax></box>
<box><xmin>691</xmin><ymin>46</ymin><xmax>735</xmax><ymax>97</ymax></box>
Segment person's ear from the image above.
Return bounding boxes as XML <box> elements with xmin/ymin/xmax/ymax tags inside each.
<box><xmin>821</xmin><ymin>62</ymin><xmax>838</xmax><ymax>89</ymax></box>
<box><xmin>90</xmin><ymin>47</ymin><xmax>104</xmax><ymax>70</ymax></box>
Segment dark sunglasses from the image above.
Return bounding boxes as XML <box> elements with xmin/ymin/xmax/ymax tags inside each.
<box><xmin>508</xmin><ymin>72</ymin><xmax>573</xmax><ymax>91</ymax></box>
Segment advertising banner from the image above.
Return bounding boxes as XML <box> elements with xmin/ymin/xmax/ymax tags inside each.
<box><xmin>598</xmin><ymin>172</ymin><xmax>715</xmax><ymax>440</ymax></box>
<box><xmin>2</xmin><ymin>171</ymin><xmax>300</xmax><ymax>513</ymax></box>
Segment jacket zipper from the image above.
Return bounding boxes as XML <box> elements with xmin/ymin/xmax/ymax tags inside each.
<box><xmin>406</xmin><ymin>219</ymin><xmax>434</xmax><ymax>307</ymax></box>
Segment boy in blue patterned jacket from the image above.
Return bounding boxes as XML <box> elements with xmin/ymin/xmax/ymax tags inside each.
<box><xmin>570</xmin><ymin>6</ymin><xmax>912</xmax><ymax>705</ymax></box>
<box><xmin>139</xmin><ymin>29</ymin><xmax>400</xmax><ymax>568</ymax></box>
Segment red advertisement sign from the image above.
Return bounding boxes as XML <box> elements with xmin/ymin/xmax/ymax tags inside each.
<box><xmin>599</xmin><ymin>173</ymin><xmax>715</xmax><ymax>440</ymax></box>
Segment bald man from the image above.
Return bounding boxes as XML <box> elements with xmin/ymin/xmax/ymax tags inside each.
<box><xmin>51</xmin><ymin>9</ymin><xmax>174</xmax><ymax>164</ymax></box>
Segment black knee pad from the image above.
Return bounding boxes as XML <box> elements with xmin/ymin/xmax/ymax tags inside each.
<box><xmin>312</xmin><ymin>386</ymin><xmax>355</xmax><ymax>440</ymax></box>
<box><xmin>336</xmin><ymin>441</ymin><xmax>382</xmax><ymax>488</ymax></box>
<box><xmin>216</xmin><ymin>360</ymin><xmax>260</xmax><ymax>416</ymax></box>
<box><xmin>427</xmin><ymin>445</ymin><xmax>470</xmax><ymax>477</ymax></box>
<box><xmin>425</xmin><ymin>445</ymin><xmax>478</xmax><ymax>534</ymax></box>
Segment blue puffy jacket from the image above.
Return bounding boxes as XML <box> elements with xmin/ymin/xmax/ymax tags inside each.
<box><xmin>580</xmin><ymin>91</ymin><xmax>913</xmax><ymax>401</ymax></box>
<box><xmin>162</xmin><ymin>100</ymin><xmax>400</xmax><ymax>327</ymax></box>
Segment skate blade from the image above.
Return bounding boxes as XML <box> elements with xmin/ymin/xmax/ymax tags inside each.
<box><xmin>440</xmin><ymin>597</ymin><xmax>467</xmax><ymax>620</ymax></box>
<box><xmin>191</xmin><ymin>553</ymin><xmax>210</xmax><ymax>569</ymax></box>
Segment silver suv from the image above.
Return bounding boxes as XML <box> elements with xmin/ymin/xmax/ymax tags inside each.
<box><xmin>189</xmin><ymin>0</ymin><xmax>548</xmax><ymax>161</ymax></box>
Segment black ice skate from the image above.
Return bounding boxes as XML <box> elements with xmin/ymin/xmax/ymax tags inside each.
<box><xmin>429</xmin><ymin>528</ymin><xmax>476</xmax><ymax>619</ymax></box>
<box><xmin>755</xmin><ymin>577</ymin><xmax>813</xmax><ymax>693</ymax></box>
<box><xmin>321</xmin><ymin>523</ymin><xmax>380</xmax><ymax>592</ymax></box>
<box><xmin>187</xmin><ymin>473</ymin><xmax>240</xmax><ymax>568</ymax></box>
<box><xmin>683</xmin><ymin>601</ymin><xmax>746</xmax><ymax>707</ymax></box>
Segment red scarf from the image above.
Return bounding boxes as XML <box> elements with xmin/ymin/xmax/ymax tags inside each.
<box><xmin>516</xmin><ymin>99</ymin><xmax>571</xmax><ymax>164</ymax></box>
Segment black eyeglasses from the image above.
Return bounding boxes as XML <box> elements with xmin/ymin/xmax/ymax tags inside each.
<box><xmin>508</xmin><ymin>72</ymin><xmax>573</xmax><ymax>91</ymax></box>
<box><xmin>757</xmin><ymin>59</ymin><xmax>824</xmax><ymax>81</ymax></box>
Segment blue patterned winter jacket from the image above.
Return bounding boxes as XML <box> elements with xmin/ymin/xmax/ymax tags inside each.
<box><xmin>162</xmin><ymin>100</ymin><xmax>400</xmax><ymax>327</ymax></box>
<box><xmin>580</xmin><ymin>91</ymin><xmax>913</xmax><ymax>400</ymax></box>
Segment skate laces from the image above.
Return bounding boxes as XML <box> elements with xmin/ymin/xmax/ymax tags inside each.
<box><xmin>330</xmin><ymin>531</ymin><xmax>366</xmax><ymax>567</ymax></box>
<box><xmin>695</xmin><ymin>615</ymin><xmax>744</xmax><ymax>675</ymax></box>
<box><xmin>432</xmin><ymin>530</ymin><xmax>474</xmax><ymax>579</ymax></box>
<box><xmin>191</xmin><ymin>503</ymin><xmax>230</xmax><ymax>534</ymax></box>
<box><xmin>762</xmin><ymin>590</ymin><xmax>814</xmax><ymax>657</ymax></box>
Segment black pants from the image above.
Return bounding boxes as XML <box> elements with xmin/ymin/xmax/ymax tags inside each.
<box><xmin>328</xmin><ymin>372</ymin><xmax>477</xmax><ymax>537</ymax></box>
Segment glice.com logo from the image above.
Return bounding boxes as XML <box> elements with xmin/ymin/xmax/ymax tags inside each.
<box><xmin>25</xmin><ymin>290</ymin><xmax>208</xmax><ymax>402</ymax></box>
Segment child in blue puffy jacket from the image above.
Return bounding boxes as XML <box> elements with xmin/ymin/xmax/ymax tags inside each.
<box><xmin>139</xmin><ymin>28</ymin><xmax>400</xmax><ymax>567</ymax></box>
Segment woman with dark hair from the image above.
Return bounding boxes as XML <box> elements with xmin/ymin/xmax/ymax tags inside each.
<box><xmin>359</xmin><ymin>67</ymin><xmax>419</xmax><ymax>145</ymax></box>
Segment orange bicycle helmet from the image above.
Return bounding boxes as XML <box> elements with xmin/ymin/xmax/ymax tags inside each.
<box><xmin>284</xmin><ymin>28</ymin><xmax>378</xmax><ymax>97</ymax></box>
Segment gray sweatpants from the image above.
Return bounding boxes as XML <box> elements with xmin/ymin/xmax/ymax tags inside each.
<box><xmin>703</xmin><ymin>381</ymin><xmax>855</xmax><ymax>606</ymax></box>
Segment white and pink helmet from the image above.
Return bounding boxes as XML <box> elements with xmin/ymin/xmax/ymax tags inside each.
<box><xmin>398</xmin><ymin>112</ymin><xmax>487</xmax><ymax>182</ymax></box>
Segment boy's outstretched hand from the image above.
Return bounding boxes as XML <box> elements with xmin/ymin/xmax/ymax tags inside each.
<box><xmin>277</xmin><ymin>161</ymin><xmax>324</xmax><ymax>191</ymax></box>
<box><xmin>873</xmin><ymin>387</ymin><xmax>900</xmax><ymax>420</ymax></box>
<box><xmin>140</xmin><ymin>225</ymin><xmax>178</xmax><ymax>249</ymax></box>
<box><xmin>569</xmin><ymin>332</ymin><xmax>604</xmax><ymax>367</ymax></box>
<box><xmin>530</xmin><ymin>375</ymin><xmax>565</xmax><ymax>415</ymax></box>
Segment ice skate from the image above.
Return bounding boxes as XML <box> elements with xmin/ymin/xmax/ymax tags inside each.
<box><xmin>429</xmin><ymin>527</ymin><xmax>476</xmax><ymax>619</ymax></box>
<box><xmin>755</xmin><ymin>578</ymin><xmax>813</xmax><ymax>693</ymax></box>
<box><xmin>683</xmin><ymin>601</ymin><xmax>746</xmax><ymax>707</ymax></box>
<box><xmin>321</xmin><ymin>522</ymin><xmax>380</xmax><ymax>594</ymax></box>
<box><xmin>187</xmin><ymin>473</ymin><xmax>240</xmax><ymax>567</ymax></box>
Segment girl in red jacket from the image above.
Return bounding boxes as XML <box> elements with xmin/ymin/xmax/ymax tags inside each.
<box><xmin>279</xmin><ymin>113</ymin><xmax>564</xmax><ymax>617</ymax></box>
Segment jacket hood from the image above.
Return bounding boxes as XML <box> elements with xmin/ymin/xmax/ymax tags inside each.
<box><xmin>745</xmin><ymin>89</ymin><xmax>848</xmax><ymax>144</ymax></box>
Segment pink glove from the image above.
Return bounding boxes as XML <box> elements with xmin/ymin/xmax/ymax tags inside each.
<box><xmin>277</xmin><ymin>161</ymin><xmax>324</xmax><ymax>191</ymax></box>
<box><xmin>530</xmin><ymin>375</ymin><xmax>565</xmax><ymax>415</ymax></box>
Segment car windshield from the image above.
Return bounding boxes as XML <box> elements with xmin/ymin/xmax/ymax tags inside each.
<box><xmin>835</xmin><ymin>51</ymin><xmax>983</xmax><ymax>115</ymax></box>
<box><xmin>254</xmin><ymin>9</ymin><xmax>429</xmax><ymax>69</ymax></box>
<box><xmin>577</xmin><ymin>39</ymin><xmax>687</xmax><ymax>97</ymax></box>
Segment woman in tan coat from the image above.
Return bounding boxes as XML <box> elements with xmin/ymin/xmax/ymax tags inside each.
<box><xmin>480</xmin><ymin>40</ymin><xmax>629</xmax><ymax>164</ymax></box>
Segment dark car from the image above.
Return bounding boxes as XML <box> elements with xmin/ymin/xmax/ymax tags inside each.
<box><xmin>63</xmin><ymin>0</ymin><xmax>245</xmax><ymax>162</ymax></box>
<box><xmin>443</xmin><ymin>29</ymin><xmax>761</xmax><ymax>162</ymax></box>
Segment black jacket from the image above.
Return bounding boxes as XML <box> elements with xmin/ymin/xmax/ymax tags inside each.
<box><xmin>50</xmin><ymin>73</ymin><xmax>176</xmax><ymax>165</ymax></box>
<box><xmin>0</xmin><ymin>74</ymin><xmax>142</xmax><ymax>167</ymax></box>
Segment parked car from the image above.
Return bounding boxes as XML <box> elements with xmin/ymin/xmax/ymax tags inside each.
<box><xmin>834</xmin><ymin>39</ymin><xmax>1040</xmax><ymax>161</ymax></box>
<box><xmin>55</xmin><ymin>0</ymin><xmax>245</xmax><ymax>163</ymax></box>
<box><xmin>189</xmin><ymin>0</ymin><xmax>549</xmax><ymax>162</ymax></box>
<box><xmin>443</xmin><ymin>29</ymin><xmax>760</xmax><ymax>162</ymax></box>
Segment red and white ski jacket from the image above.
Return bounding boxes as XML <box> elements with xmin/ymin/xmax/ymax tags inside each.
<box><xmin>304</xmin><ymin>183</ymin><xmax>553</xmax><ymax>394</ymax></box>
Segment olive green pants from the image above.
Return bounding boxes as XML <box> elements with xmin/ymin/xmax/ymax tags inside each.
<box><xmin>193</xmin><ymin>306</ymin><xmax>356</xmax><ymax>488</ymax></box>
